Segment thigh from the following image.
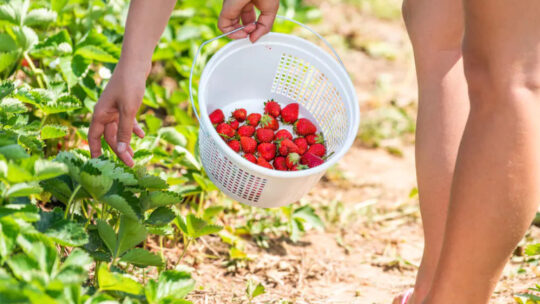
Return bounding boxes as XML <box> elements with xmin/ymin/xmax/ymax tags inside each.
<box><xmin>403</xmin><ymin>0</ymin><xmax>464</xmax><ymax>52</ymax></box>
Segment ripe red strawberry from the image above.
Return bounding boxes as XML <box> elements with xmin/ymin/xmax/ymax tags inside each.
<box><xmin>278</xmin><ymin>139</ymin><xmax>299</xmax><ymax>156</ymax></box>
<box><xmin>275</xmin><ymin>129</ymin><xmax>293</xmax><ymax>141</ymax></box>
<box><xmin>281</xmin><ymin>103</ymin><xmax>299</xmax><ymax>124</ymax></box>
<box><xmin>307</xmin><ymin>143</ymin><xmax>326</xmax><ymax>157</ymax></box>
<box><xmin>232</xmin><ymin>108</ymin><xmax>247</xmax><ymax>122</ymax></box>
<box><xmin>260</xmin><ymin>114</ymin><xmax>279</xmax><ymax>130</ymax></box>
<box><xmin>238</xmin><ymin>125</ymin><xmax>255</xmax><ymax>137</ymax></box>
<box><xmin>293</xmin><ymin>137</ymin><xmax>308</xmax><ymax>155</ymax></box>
<box><xmin>273</xmin><ymin>156</ymin><xmax>287</xmax><ymax>171</ymax></box>
<box><xmin>228</xmin><ymin>119</ymin><xmax>239</xmax><ymax>130</ymax></box>
<box><xmin>244</xmin><ymin>153</ymin><xmax>257</xmax><ymax>164</ymax></box>
<box><xmin>264</xmin><ymin>99</ymin><xmax>281</xmax><ymax>117</ymax></box>
<box><xmin>257</xmin><ymin>156</ymin><xmax>273</xmax><ymax>169</ymax></box>
<box><xmin>301</xmin><ymin>152</ymin><xmax>324</xmax><ymax>168</ymax></box>
<box><xmin>216</xmin><ymin>123</ymin><xmax>235</xmax><ymax>139</ymax></box>
<box><xmin>255</xmin><ymin>128</ymin><xmax>274</xmax><ymax>143</ymax></box>
<box><xmin>285</xmin><ymin>152</ymin><xmax>300</xmax><ymax>169</ymax></box>
<box><xmin>240</xmin><ymin>136</ymin><xmax>257</xmax><ymax>154</ymax></box>
<box><xmin>294</xmin><ymin>118</ymin><xmax>317</xmax><ymax>136</ymax></box>
<box><xmin>257</xmin><ymin>142</ymin><xmax>276</xmax><ymax>161</ymax></box>
<box><xmin>306</xmin><ymin>133</ymin><xmax>324</xmax><ymax>145</ymax></box>
<box><xmin>209</xmin><ymin>109</ymin><xmax>225</xmax><ymax>125</ymax></box>
<box><xmin>228</xmin><ymin>140</ymin><xmax>240</xmax><ymax>152</ymax></box>
<box><xmin>247</xmin><ymin>113</ymin><xmax>261</xmax><ymax>127</ymax></box>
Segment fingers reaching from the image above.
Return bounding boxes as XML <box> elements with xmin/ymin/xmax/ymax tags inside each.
<box><xmin>133</xmin><ymin>119</ymin><xmax>145</xmax><ymax>138</ymax></box>
<box><xmin>88</xmin><ymin>115</ymin><xmax>105</xmax><ymax>158</ymax></box>
<box><xmin>116</xmin><ymin>108</ymin><xmax>136</xmax><ymax>167</ymax></box>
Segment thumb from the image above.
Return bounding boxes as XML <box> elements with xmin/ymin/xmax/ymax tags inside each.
<box><xmin>116</xmin><ymin>106</ymin><xmax>136</xmax><ymax>154</ymax></box>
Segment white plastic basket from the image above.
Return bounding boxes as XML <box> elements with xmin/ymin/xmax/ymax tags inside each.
<box><xmin>190</xmin><ymin>16</ymin><xmax>360</xmax><ymax>208</ymax></box>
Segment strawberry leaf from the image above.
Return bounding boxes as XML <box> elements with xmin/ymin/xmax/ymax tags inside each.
<box><xmin>116</xmin><ymin>215</ymin><xmax>147</xmax><ymax>257</ymax></box>
<box><xmin>97</xmin><ymin>263</ymin><xmax>143</xmax><ymax>294</ymax></box>
<box><xmin>24</xmin><ymin>8</ymin><xmax>57</xmax><ymax>27</ymax></box>
<box><xmin>96</xmin><ymin>220</ymin><xmax>117</xmax><ymax>258</ymax></box>
<box><xmin>119</xmin><ymin>248</ymin><xmax>163</xmax><ymax>267</ymax></box>
<box><xmin>40</xmin><ymin>124</ymin><xmax>68</xmax><ymax>140</ymax></box>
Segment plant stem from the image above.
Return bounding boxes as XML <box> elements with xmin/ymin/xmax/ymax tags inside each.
<box><xmin>197</xmin><ymin>192</ymin><xmax>205</xmax><ymax>217</ymax></box>
<box><xmin>159</xmin><ymin>235</ymin><xmax>165</xmax><ymax>265</ymax></box>
<box><xmin>64</xmin><ymin>184</ymin><xmax>82</xmax><ymax>219</ymax></box>
<box><xmin>177</xmin><ymin>238</ymin><xmax>192</xmax><ymax>266</ymax></box>
<box><xmin>23</xmin><ymin>52</ymin><xmax>46</xmax><ymax>89</ymax></box>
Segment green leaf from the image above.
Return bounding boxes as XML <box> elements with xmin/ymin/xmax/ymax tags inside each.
<box><xmin>246</xmin><ymin>280</ymin><xmax>265</xmax><ymax>300</ymax></box>
<box><xmin>40</xmin><ymin>124</ymin><xmax>68</xmax><ymax>140</ymax></box>
<box><xmin>24</xmin><ymin>9</ymin><xmax>57</xmax><ymax>26</ymax></box>
<box><xmin>97</xmin><ymin>263</ymin><xmax>143</xmax><ymax>294</ymax></box>
<box><xmin>0</xmin><ymin>217</ymin><xmax>19</xmax><ymax>260</ymax></box>
<box><xmin>56</xmin><ymin>248</ymin><xmax>92</xmax><ymax>284</ymax></box>
<box><xmin>40</xmin><ymin>177</ymin><xmax>72</xmax><ymax>204</ymax></box>
<box><xmin>0</xmin><ymin>81</ymin><xmax>14</xmax><ymax>99</ymax></box>
<box><xmin>146</xmin><ymin>207</ymin><xmax>175</xmax><ymax>226</ymax></box>
<box><xmin>5</xmin><ymin>182</ymin><xmax>42</xmax><ymax>197</ymax></box>
<box><xmin>31</xmin><ymin>30</ymin><xmax>72</xmax><ymax>58</ymax></box>
<box><xmin>117</xmin><ymin>216</ymin><xmax>147</xmax><ymax>257</ymax></box>
<box><xmin>0</xmin><ymin>144</ymin><xmax>29</xmax><ymax>160</ymax></box>
<box><xmin>182</xmin><ymin>214</ymin><xmax>222</xmax><ymax>239</ymax></box>
<box><xmin>41</xmin><ymin>94</ymin><xmax>81</xmax><ymax>114</ymax></box>
<box><xmin>293</xmin><ymin>206</ymin><xmax>324</xmax><ymax>230</ymax></box>
<box><xmin>0</xmin><ymin>98</ymin><xmax>27</xmax><ymax>115</ymax></box>
<box><xmin>145</xmin><ymin>115</ymin><xmax>162</xmax><ymax>134</ymax></box>
<box><xmin>80</xmin><ymin>170</ymin><xmax>112</xmax><ymax>198</ymax></box>
<box><xmin>151</xmin><ymin>270</ymin><xmax>195</xmax><ymax>301</ymax></box>
<box><xmin>88</xmin><ymin>158</ymin><xmax>138</xmax><ymax>186</ymax></box>
<box><xmin>525</xmin><ymin>243</ymin><xmax>540</xmax><ymax>256</ymax></box>
<box><xmin>0</xmin><ymin>4</ymin><xmax>17</xmax><ymax>24</ymax></box>
<box><xmin>0</xmin><ymin>51</ymin><xmax>18</xmax><ymax>74</ymax></box>
<box><xmin>34</xmin><ymin>159</ymin><xmax>68</xmax><ymax>180</ymax></box>
<box><xmin>97</xmin><ymin>220</ymin><xmax>117</xmax><ymax>258</ymax></box>
<box><xmin>6</xmin><ymin>163</ymin><xmax>33</xmax><ymax>183</ymax></box>
<box><xmin>0</xmin><ymin>33</ymin><xmax>17</xmax><ymax>52</ymax></box>
<box><xmin>101</xmin><ymin>194</ymin><xmax>139</xmax><ymax>220</ymax></box>
<box><xmin>12</xmin><ymin>26</ymin><xmax>38</xmax><ymax>51</ymax></box>
<box><xmin>138</xmin><ymin>175</ymin><xmax>168</xmax><ymax>190</ymax></box>
<box><xmin>119</xmin><ymin>248</ymin><xmax>163</xmax><ymax>267</ymax></box>
<box><xmin>159</xmin><ymin>127</ymin><xmax>187</xmax><ymax>147</ymax></box>
<box><xmin>147</xmin><ymin>191</ymin><xmax>183</xmax><ymax>209</ymax></box>
<box><xmin>44</xmin><ymin>219</ymin><xmax>88</xmax><ymax>247</ymax></box>
<box><xmin>51</xmin><ymin>0</ymin><xmax>68</xmax><ymax>13</ymax></box>
<box><xmin>75</xmin><ymin>45</ymin><xmax>118</xmax><ymax>63</ymax></box>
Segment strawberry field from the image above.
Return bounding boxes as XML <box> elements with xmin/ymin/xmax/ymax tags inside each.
<box><xmin>0</xmin><ymin>0</ymin><xmax>539</xmax><ymax>303</ymax></box>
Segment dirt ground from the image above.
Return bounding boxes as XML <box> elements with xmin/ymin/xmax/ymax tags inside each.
<box><xmin>181</xmin><ymin>1</ymin><xmax>540</xmax><ymax>303</ymax></box>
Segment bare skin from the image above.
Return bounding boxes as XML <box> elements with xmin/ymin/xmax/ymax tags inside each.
<box><xmin>393</xmin><ymin>0</ymin><xmax>470</xmax><ymax>302</ymax></box>
<box><xmin>423</xmin><ymin>0</ymin><xmax>540</xmax><ymax>302</ymax></box>
<box><xmin>89</xmin><ymin>0</ymin><xmax>276</xmax><ymax>166</ymax></box>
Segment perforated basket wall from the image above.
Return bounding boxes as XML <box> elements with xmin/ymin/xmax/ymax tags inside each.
<box><xmin>197</xmin><ymin>33</ymin><xmax>358</xmax><ymax>207</ymax></box>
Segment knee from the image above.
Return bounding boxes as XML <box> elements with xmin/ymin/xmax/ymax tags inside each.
<box><xmin>463</xmin><ymin>46</ymin><xmax>540</xmax><ymax>111</ymax></box>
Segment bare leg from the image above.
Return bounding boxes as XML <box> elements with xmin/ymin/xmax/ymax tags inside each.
<box><xmin>425</xmin><ymin>0</ymin><xmax>540</xmax><ymax>303</ymax></box>
<box><xmin>393</xmin><ymin>1</ymin><xmax>469</xmax><ymax>303</ymax></box>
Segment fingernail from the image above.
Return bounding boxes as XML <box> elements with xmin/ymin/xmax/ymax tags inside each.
<box><xmin>117</xmin><ymin>142</ymin><xmax>126</xmax><ymax>153</ymax></box>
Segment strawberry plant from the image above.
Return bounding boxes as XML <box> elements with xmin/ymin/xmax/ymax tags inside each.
<box><xmin>0</xmin><ymin>0</ymin><xmax>322</xmax><ymax>302</ymax></box>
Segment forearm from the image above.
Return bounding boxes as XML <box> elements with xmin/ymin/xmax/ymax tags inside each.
<box><xmin>118</xmin><ymin>0</ymin><xmax>177</xmax><ymax>74</ymax></box>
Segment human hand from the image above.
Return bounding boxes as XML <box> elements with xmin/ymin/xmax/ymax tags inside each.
<box><xmin>218</xmin><ymin>0</ymin><xmax>279</xmax><ymax>42</ymax></box>
<box><xmin>88</xmin><ymin>61</ymin><xmax>147</xmax><ymax>167</ymax></box>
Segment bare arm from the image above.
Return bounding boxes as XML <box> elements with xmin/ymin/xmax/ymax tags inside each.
<box><xmin>89</xmin><ymin>0</ymin><xmax>177</xmax><ymax>167</ymax></box>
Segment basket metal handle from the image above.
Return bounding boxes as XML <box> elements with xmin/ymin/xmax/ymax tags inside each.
<box><xmin>189</xmin><ymin>15</ymin><xmax>345</xmax><ymax>122</ymax></box>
